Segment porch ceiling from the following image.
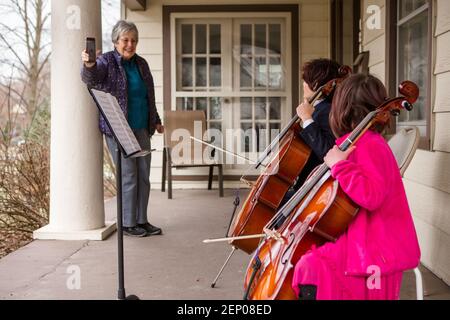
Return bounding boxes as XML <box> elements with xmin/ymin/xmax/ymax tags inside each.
<box><xmin>122</xmin><ymin>0</ymin><xmax>146</xmax><ymax>11</ymax></box>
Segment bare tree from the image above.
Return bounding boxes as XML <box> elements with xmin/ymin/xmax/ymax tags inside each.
<box><xmin>0</xmin><ymin>0</ymin><xmax>51</xmax><ymax>127</ymax></box>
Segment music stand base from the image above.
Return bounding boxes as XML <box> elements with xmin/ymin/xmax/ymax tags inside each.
<box><xmin>118</xmin><ymin>293</ymin><xmax>140</xmax><ymax>300</ymax></box>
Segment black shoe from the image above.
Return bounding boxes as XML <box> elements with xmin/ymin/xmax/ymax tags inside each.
<box><xmin>137</xmin><ymin>223</ymin><xmax>162</xmax><ymax>236</ymax></box>
<box><xmin>122</xmin><ymin>226</ymin><xmax>147</xmax><ymax>237</ymax></box>
<box><xmin>298</xmin><ymin>285</ymin><xmax>317</xmax><ymax>300</ymax></box>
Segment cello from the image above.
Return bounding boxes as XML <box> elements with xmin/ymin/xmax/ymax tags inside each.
<box><xmin>226</xmin><ymin>66</ymin><xmax>352</xmax><ymax>254</ymax></box>
<box><xmin>242</xmin><ymin>80</ymin><xmax>419</xmax><ymax>300</ymax></box>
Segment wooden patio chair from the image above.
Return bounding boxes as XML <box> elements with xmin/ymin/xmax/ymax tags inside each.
<box><xmin>161</xmin><ymin>110</ymin><xmax>224</xmax><ymax>199</ymax></box>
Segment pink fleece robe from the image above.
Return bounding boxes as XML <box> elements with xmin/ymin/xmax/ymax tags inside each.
<box><xmin>292</xmin><ymin>130</ymin><xmax>421</xmax><ymax>300</ymax></box>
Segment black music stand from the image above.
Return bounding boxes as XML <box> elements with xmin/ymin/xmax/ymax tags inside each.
<box><xmin>88</xmin><ymin>88</ymin><xmax>151</xmax><ymax>300</ymax></box>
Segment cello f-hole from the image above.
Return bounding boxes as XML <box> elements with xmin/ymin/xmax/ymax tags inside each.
<box><xmin>281</xmin><ymin>233</ymin><xmax>295</xmax><ymax>265</ymax></box>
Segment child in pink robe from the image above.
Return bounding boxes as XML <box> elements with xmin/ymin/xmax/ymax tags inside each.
<box><xmin>291</xmin><ymin>74</ymin><xmax>421</xmax><ymax>300</ymax></box>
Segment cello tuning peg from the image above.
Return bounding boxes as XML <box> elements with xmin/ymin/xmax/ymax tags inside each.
<box><xmin>390</xmin><ymin>109</ymin><xmax>400</xmax><ymax>117</ymax></box>
<box><xmin>402</xmin><ymin>100</ymin><xmax>413</xmax><ymax>111</ymax></box>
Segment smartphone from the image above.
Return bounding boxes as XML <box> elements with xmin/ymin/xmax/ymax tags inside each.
<box><xmin>86</xmin><ymin>37</ymin><xmax>96</xmax><ymax>63</ymax></box>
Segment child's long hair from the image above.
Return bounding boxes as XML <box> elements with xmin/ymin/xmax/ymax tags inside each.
<box><xmin>329</xmin><ymin>74</ymin><xmax>388</xmax><ymax>138</ymax></box>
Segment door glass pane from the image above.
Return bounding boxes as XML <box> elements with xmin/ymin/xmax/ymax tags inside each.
<box><xmin>269</xmin><ymin>57</ymin><xmax>282</xmax><ymax>89</ymax></box>
<box><xmin>210</xmin><ymin>97</ymin><xmax>222</xmax><ymax>120</ymax></box>
<box><xmin>241</xmin><ymin>123</ymin><xmax>252</xmax><ymax>153</ymax></box>
<box><xmin>210</xmin><ymin>57</ymin><xmax>221</xmax><ymax>87</ymax></box>
<box><xmin>255</xmin><ymin>97</ymin><xmax>266</xmax><ymax>120</ymax></box>
<box><xmin>182</xmin><ymin>24</ymin><xmax>193</xmax><ymax>54</ymax></box>
<box><xmin>399</xmin><ymin>0</ymin><xmax>427</xmax><ymax>19</ymax></box>
<box><xmin>182</xmin><ymin>58</ymin><xmax>193</xmax><ymax>87</ymax></box>
<box><xmin>196</xmin><ymin>24</ymin><xmax>207</xmax><ymax>54</ymax></box>
<box><xmin>269</xmin><ymin>24</ymin><xmax>281</xmax><ymax>54</ymax></box>
<box><xmin>210</xmin><ymin>24</ymin><xmax>221</xmax><ymax>54</ymax></box>
<box><xmin>209</xmin><ymin>121</ymin><xmax>222</xmax><ymax>131</ymax></box>
<box><xmin>240</xmin><ymin>24</ymin><xmax>252</xmax><ymax>54</ymax></box>
<box><xmin>176</xmin><ymin>97</ymin><xmax>194</xmax><ymax>110</ymax></box>
<box><xmin>208</xmin><ymin>121</ymin><xmax>222</xmax><ymax>146</ymax></box>
<box><xmin>269</xmin><ymin>97</ymin><xmax>281</xmax><ymax>120</ymax></box>
<box><xmin>255</xmin><ymin>24</ymin><xmax>266</xmax><ymax>55</ymax></box>
<box><xmin>196</xmin><ymin>57</ymin><xmax>207</xmax><ymax>87</ymax></box>
<box><xmin>240</xmin><ymin>97</ymin><xmax>252</xmax><ymax>120</ymax></box>
<box><xmin>270</xmin><ymin>123</ymin><xmax>281</xmax><ymax>140</ymax></box>
<box><xmin>255</xmin><ymin>123</ymin><xmax>267</xmax><ymax>152</ymax></box>
<box><xmin>197</xmin><ymin>97</ymin><xmax>207</xmax><ymax>112</ymax></box>
<box><xmin>255</xmin><ymin>57</ymin><xmax>267</xmax><ymax>88</ymax></box>
<box><xmin>240</xmin><ymin>57</ymin><xmax>252</xmax><ymax>88</ymax></box>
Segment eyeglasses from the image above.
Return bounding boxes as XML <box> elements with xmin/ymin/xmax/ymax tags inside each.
<box><xmin>119</xmin><ymin>38</ymin><xmax>137</xmax><ymax>45</ymax></box>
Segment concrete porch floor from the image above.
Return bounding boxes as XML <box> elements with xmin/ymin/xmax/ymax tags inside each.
<box><xmin>0</xmin><ymin>189</ymin><xmax>449</xmax><ymax>300</ymax></box>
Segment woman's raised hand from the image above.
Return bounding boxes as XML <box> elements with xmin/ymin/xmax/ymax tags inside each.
<box><xmin>81</xmin><ymin>49</ymin><xmax>101</xmax><ymax>68</ymax></box>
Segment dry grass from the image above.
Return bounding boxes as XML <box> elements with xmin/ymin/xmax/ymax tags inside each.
<box><xmin>0</xmin><ymin>141</ymin><xmax>50</xmax><ymax>235</ymax></box>
<box><xmin>0</xmin><ymin>141</ymin><xmax>49</xmax><ymax>259</ymax></box>
<box><xmin>0</xmin><ymin>139</ymin><xmax>116</xmax><ymax>259</ymax></box>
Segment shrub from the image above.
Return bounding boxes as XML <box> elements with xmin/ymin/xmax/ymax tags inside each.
<box><xmin>0</xmin><ymin>140</ymin><xmax>50</xmax><ymax>234</ymax></box>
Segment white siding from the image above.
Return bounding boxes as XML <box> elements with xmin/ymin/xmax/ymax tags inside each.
<box><xmin>361</xmin><ymin>0</ymin><xmax>386</xmax><ymax>83</ymax></box>
<box><xmin>359</xmin><ymin>0</ymin><xmax>450</xmax><ymax>285</ymax></box>
<box><xmin>434</xmin><ymin>0</ymin><xmax>450</xmax><ymax>158</ymax></box>
<box><xmin>435</xmin><ymin>72</ymin><xmax>450</xmax><ymax>112</ymax></box>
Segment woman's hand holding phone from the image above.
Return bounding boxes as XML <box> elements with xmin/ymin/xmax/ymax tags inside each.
<box><xmin>82</xmin><ymin>37</ymin><xmax>101</xmax><ymax>68</ymax></box>
<box><xmin>81</xmin><ymin>49</ymin><xmax>102</xmax><ymax>68</ymax></box>
<box><xmin>81</xmin><ymin>50</ymin><xmax>95</xmax><ymax>68</ymax></box>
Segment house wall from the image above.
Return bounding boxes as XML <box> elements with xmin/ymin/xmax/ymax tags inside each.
<box><xmin>361</xmin><ymin>0</ymin><xmax>450</xmax><ymax>285</ymax></box>
<box><xmin>122</xmin><ymin>0</ymin><xmax>331</xmax><ymax>189</ymax></box>
<box><xmin>361</xmin><ymin>0</ymin><xmax>386</xmax><ymax>82</ymax></box>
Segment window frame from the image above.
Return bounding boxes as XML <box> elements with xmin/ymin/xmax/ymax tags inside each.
<box><xmin>330</xmin><ymin>0</ymin><xmax>361</xmax><ymax>66</ymax></box>
<box><xmin>386</xmin><ymin>0</ymin><xmax>433</xmax><ymax>150</ymax></box>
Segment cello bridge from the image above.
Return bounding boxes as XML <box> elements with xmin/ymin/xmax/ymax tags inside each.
<box><xmin>264</xmin><ymin>229</ymin><xmax>285</xmax><ymax>243</ymax></box>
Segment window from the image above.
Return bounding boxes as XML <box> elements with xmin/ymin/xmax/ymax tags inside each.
<box><xmin>396</xmin><ymin>0</ymin><xmax>431</xmax><ymax>148</ymax></box>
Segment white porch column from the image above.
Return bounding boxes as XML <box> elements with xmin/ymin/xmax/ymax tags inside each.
<box><xmin>34</xmin><ymin>0</ymin><xmax>115</xmax><ymax>240</ymax></box>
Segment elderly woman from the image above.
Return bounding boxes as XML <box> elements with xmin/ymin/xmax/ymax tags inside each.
<box><xmin>81</xmin><ymin>20</ymin><xmax>163</xmax><ymax>237</ymax></box>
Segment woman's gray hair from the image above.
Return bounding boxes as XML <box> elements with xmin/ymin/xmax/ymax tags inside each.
<box><xmin>111</xmin><ymin>20</ymin><xmax>139</xmax><ymax>43</ymax></box>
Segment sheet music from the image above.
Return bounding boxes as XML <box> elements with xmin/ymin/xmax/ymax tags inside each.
<box><xmin>90</xmin><ymin>89</ymin><xmax>141</xmax><ymax>157</ymax></box>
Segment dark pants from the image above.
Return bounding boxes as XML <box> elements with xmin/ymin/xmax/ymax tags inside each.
<box><xmin>298</xmin><ymin>285</ymin><xmax>317</xmax><ymax>300</ymax></box>
<box><xmin>106</xmin><ymin>129</ymin><xmax>151</xmax><ymax>227</ymax></box>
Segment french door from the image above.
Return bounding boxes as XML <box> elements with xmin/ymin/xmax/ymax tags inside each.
<box><xmin>172</xmin><ymin>13</ymin><xmax>291</xmax><ymax>172</ymax></box>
